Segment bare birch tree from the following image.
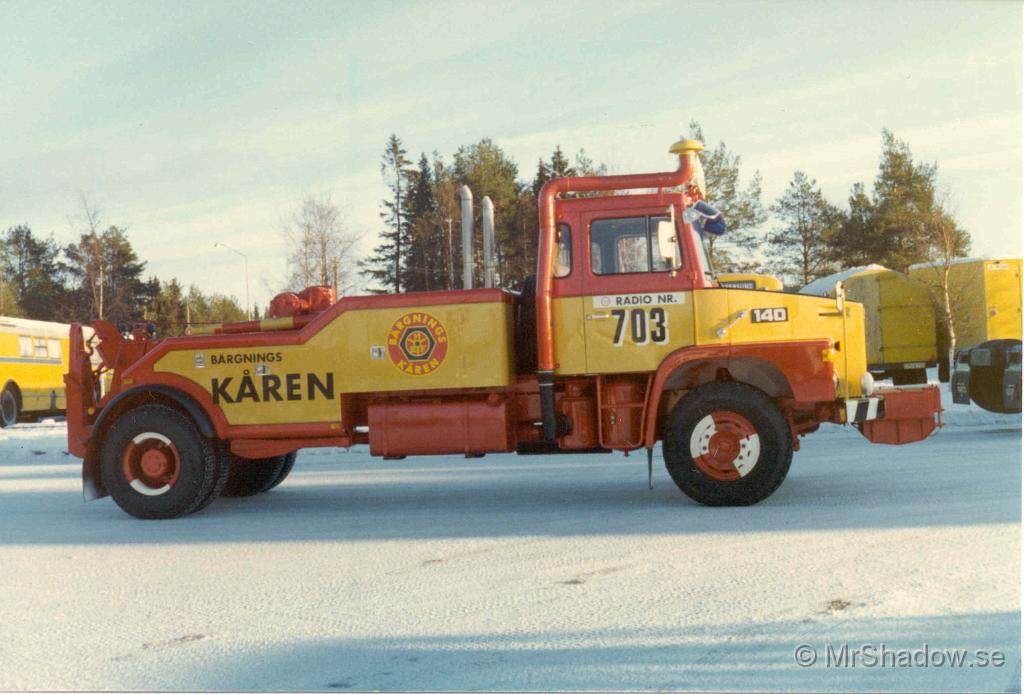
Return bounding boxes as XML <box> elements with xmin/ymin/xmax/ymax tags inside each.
<box><xmin>282</xmin><ymin>193</ymin><xmax>362</xmax><ymax>296</ymax></box>
<box><xmin>908</xmin><ymin>190</ymin><xmax>972</xmax><ymax>377</ymax></box>
<box><xmin>71</xmin><ymin>194</ymin><xmax>106</xmax><ymax>319</ymax></box>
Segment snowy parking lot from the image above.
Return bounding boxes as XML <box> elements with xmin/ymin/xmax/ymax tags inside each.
<box><xmin>1</xmin><ymin>394</ymin><xmax>1020</xmax><ymax>691</ymax></box>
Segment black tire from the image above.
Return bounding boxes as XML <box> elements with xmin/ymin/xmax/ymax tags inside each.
<box><xmin>970</xmin><ymin>339</ymin><xmax>1022</xmax><ymax>413</ymax></box>
<box><xmin>892</xmin><ymin>368</ymin><xmax>927</xmax><ymax>386</ymax></box>
<box><xmin>0</xmin><ymin>387</ymin><xmax>18</xmax><ymax>428</ymax></box>
<box><xmin>99</xmin><ymin>404</ymin><xmax>221</xmax><ymax>519</ymax></box>
<box><xmin>220</xmin><ymin>453</ymin><xmax>288</xmax><ymax>497</ymax></box>
<box><xmin>190</xmin><ymin>440</ymin><xmax>232</xmax><ymax>513</ymax></box>
<box><xmin>663</xmin><ymin>382</ymin><xmax>793</xmax><ymax>506</ymax></box>
<box><xmin>266</xmin><ymin>452</ymin><xmax>297</xmax><ymax>491</ymax></box>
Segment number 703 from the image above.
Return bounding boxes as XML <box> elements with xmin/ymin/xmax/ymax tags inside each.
<box><xmin>612</xmin><ymin>308</ymin><xmax>669</xmax><ymax>346</ymax></box>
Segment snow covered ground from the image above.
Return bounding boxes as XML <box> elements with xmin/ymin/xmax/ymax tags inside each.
<box><xmin>0</xmin><ymin>386</ymin><xmax>1019</xmax><ymax>691</ymax></box>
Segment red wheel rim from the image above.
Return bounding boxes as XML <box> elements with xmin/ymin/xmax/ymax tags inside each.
<box><xmin>689</xmin><ymin>411</ymin><xmax>760</xmax><ymax>481</ymax></box>
<box><xmin>122</xmin><ymin>432</ymin><xmax>180</xmax><ymax>496</ymax></box>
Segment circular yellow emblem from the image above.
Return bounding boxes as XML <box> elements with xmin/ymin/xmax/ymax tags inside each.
<box><xmin>386</xmin><ymin>312</ymin><xmax>449</xmax><ymax>376</ymax></box>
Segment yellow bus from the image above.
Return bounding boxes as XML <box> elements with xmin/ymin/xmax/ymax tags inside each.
<box><xmin>0</xmin><ymin>317</ymin><xmax>71</xmax><ymax>427</ymax></box>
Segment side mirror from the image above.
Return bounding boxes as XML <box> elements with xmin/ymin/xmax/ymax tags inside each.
<box><xmin>834</xmin><ymin>281</ymin><xmax>846</xmax><ymax>313</ymax></box>
<box><xmin>656</xmin><ymin>219</ymin><xmax>681</xmax><ymax>269</ymax></box>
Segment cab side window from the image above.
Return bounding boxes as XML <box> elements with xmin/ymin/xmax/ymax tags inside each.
<box><xmin>590</xmin><ymin>215</ymin><xmax>673</xmax><ymax>275</ymax></box>
<box><xmin>553</xmin><ymin>224</ymin><xmax>572</xmax><ymax>279</ymax></box>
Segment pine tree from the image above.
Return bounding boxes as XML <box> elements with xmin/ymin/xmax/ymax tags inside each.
<box><xmin>360</xmin><ymin>135</ymin><xmax>412</xmax><ymax>293</ymax></box>
<box><xmin>452</xmin><ymin>139</ymin><xmax>520</xmax><ymax>287</ymax></box>
<box><xmin>404</xmin><ymin>154</ymin><xmax>446</xmax><ymax>292</ymax></box>
<box><xmin>767</xmin><ymin>172</ymin><xmax>841</xmax><ymax>287</ymax></box>
<box><xmin>826</xmin><ymin>129</ymin><xmax>969</xmax><ymax>273</ymax></box>
<box><xmin>828</xmin><ymin>183</ymin><xmax>878</xmax><ymax>268</ymax></box>
<box><xmin>530</xmin><ymin>146</ymin><xmax>579</xmax><ymax>197</ymax></box>
<box><xmin>63</xmin><ymin>226</ymin><xmax>154</xmax><ymax>322</ymax></box>
<box><xmin>0</xmin><ymin>225</ymin><xmax>64</xmax><ymax>320</ymax></box>
<box><xmin>147</xmin><ymin>278</ymin><xmax>186</xmax><ymax>337</ymax></box>
<box><xmin>531</xmin><ymin>158</ymin><xmax>550</xmax><ymax>198</ymax></box>
<box><xmin>431</xmin><ymin>153</ymin><xmax>461</xmax><ymax>290</ymax></box>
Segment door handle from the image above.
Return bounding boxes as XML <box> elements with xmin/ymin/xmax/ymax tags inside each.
<box><xmin>586</xmin><ymin>313</ymin><xmax>611</xmax><ymax>320</ymax></box>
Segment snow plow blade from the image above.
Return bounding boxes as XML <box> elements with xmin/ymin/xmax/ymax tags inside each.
<box><xmin>858</xmin><ymin>386</ymin><xmax>941</xmax><ymax>445</ymax></box>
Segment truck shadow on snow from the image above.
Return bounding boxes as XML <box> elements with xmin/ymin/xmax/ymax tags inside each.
<box><xmin>0</xmin><ymin>427</ymin><xmax>1018</xmax><ymax>545</ymax></box>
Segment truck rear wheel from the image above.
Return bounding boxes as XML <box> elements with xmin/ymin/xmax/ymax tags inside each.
<box><xmin>663</xmin><ymin>382</ymin><xmax>793</xmax><ymax>506</ymax></box>
<box><xmin>220</xmin><ymin>453</ymin><xmax>288</xmax><ymax>497</ymax></box>
<box><xmin>100</xmin><ymin>404</ymin><xmax>222</xmax><ymax>519</ymax></box>
<box><xmin>0</xmin><ymin>387</ymin><xmax>18</xmax><ymax>427</ymax></box>
<box><xmin>266</xmin><ymin>452</ymin><xmax>297</xmax><ymax>491</ymax></box>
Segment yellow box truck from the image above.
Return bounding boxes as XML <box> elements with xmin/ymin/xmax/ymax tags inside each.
<box><xmin>909</xmin><ymin>258</ymin><xmax>1022</xmax><ymax>412</ymax></box>
<box><xmin>801</xmin><ymin>266</ymin><xmax>938</xmax><ymax>385</ymax></box>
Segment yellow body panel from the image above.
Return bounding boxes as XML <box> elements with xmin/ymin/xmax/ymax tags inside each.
<box><xmin>693</xmin><ymin>290</ymin><xmax>865</xmax><ymax>398</ymax></box>
<box><xmin>552</xmin><ymin>297</ymin><xmax>588</xmax><ymax>374</ymax></box>
<box><xmin>580</xmin><ymin>292</ymin><xmax>695</xmax><ymax>375</ymax></box>
<box><xmin>980</xmin><ymin>259</ymin><xmax>1022</xmax><ymax>342</ymax></box>
<box><xmin>154</xmin><ymin>300</ymin><xmax>516</xmax><ymax>426</ymax></box>
<box><xmin>554</xmin><ymin>289</ymin><xmax>864</xmax><ymax>398</ymax></box>
<box><xmin>909</xmin><ymin>258</ymin><xmax>1022</xmax><ymax>349</ymax></box>
<box><xmin>0</xmin><ymin>317</ymin><xmax>69</xmax><ymax>413</ymax></box>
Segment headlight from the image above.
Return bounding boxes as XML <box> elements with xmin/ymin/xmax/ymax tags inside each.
<box><xmin>860</xmin><ymin>371</ymin><xmax>876</xmax><ymax>396</ymax></box>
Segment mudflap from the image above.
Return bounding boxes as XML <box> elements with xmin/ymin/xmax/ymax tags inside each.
<box><xmin>83</xmin><ymin>455</ymin><xmax>105</xmax><ymax>501</ymax></box>
<box><xmin>64</xmin><ymin>323</ymin><xmax>104</xmax><ymax>500</ymax></box>
<box><xmin>858</xmin><ymin>385</ymin><xmax>942</xmax><ymax>445</ymax></box>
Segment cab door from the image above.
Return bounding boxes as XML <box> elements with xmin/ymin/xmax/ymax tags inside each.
<box><xmin>581</xmin><ymin>211</ymin><xmax>697</xmax><ymax>374</ymax></box>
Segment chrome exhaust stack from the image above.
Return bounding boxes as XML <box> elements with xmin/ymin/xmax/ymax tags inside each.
<box><xmin>459</xmin><ymin>185</ymin><xmax>474</xmax><ymax>289</ymax></box>
<box><xmin>482</xmin><ymin>196</ymin><xmax>496</xmax><ymax>288</ymax></box>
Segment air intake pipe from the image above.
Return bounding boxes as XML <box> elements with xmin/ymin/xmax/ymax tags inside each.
<box><xmin>535</xmin><ymin>139</ymin><xmax>704</xmax><ymax>441</ymax></box>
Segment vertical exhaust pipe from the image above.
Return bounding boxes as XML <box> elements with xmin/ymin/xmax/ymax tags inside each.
<box><xmin>482</xmin><ymin>196</ymin><xmax>495</xmax><ymax>288</ymax></box>
<box><xmin>459</xmin><ymin>185</ymin><xmax>473</xmax><ymax>289</ymax></box>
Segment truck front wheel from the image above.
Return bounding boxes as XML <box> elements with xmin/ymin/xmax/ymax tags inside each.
<box><xmin>100</xmin><ymin>404</ymin><xmax>223</xmax><ymax>519</ymax></box>
<box><xmin>663</xmin><ymin>382</ymin><xmax>793</xmax><ymax>506</ymax></box>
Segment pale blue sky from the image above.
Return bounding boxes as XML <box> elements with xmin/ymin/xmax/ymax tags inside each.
<box><xmin>1</xmin><ymin>0</ymin><xmax>1020</xmax><ymax>307</ymax></box>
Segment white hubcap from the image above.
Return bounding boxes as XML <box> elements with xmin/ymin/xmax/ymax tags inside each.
<box><xmin>689</xmin><ymin>414</ymin><xmax>761</xmax><ymax>477</ymax></box>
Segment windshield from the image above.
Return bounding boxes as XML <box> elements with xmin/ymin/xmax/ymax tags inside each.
<box><xmin>692</xmin><ymin>226</ymin><xmax>715</xmax><ymax>280</ymax></box>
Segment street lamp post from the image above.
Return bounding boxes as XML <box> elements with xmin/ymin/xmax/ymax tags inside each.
<box><xmin>213</xmin><ymin>242</ymin><xmax>250</xmax><ymax>319</ymax></box>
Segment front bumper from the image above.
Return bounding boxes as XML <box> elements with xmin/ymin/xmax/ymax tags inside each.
<box><xmin>849</xmin><ymin>385</ymin><xmax>942</xmax><ymax>445</ymax></box>
<box><xmin>845</xmin><ymin>396</ymin><xmax>884</xmax><ymax>423</ymax></box>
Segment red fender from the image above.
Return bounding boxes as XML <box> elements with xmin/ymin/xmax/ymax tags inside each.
<box><xmin>643</xmin><ymin>340</ymin><xmax>836</xmax><ymax>447</ymax></box>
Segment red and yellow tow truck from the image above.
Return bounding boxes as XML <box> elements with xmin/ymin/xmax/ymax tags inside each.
<box><xmin>65</xmin><ymin>139</ymin><xmax>941</xmax><ymax>518</ymax></box>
